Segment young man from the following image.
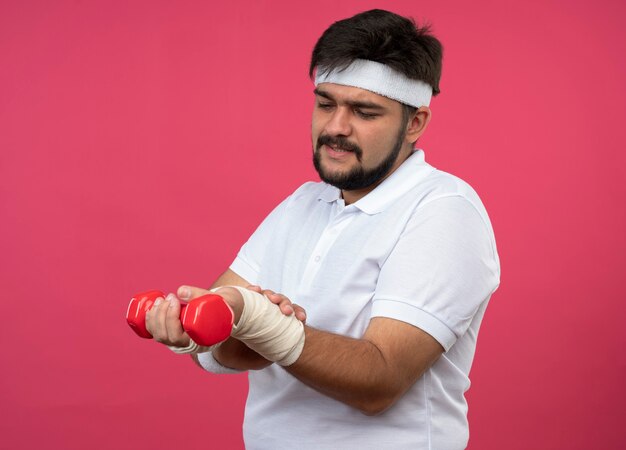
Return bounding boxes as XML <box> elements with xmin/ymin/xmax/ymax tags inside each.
<box><xmin>146</xmin><ymin>9</ymin><xmax>500</xmax><ymax>450</ymax></box>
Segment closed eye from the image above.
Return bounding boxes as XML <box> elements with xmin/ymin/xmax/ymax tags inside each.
<box><xmin>355</xmin><ymin>109</ymin><xmax>379</xmax><ymax>119</ymax></box>
<box><xmin>317</xmin><ymin>102</ymin><xmax>335</xmax><ymax>110</ymax></box>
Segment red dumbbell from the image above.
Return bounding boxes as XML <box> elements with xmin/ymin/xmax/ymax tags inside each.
<box><xmin>126</xmin><ymin>290</ymin><xmax>234</xmax><ymax>346</ymax></box>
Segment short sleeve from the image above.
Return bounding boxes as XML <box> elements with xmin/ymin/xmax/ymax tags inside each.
<box><xmin>371</xmin><ymin>195</ymin><xmax>500</xmax><ymax>351</ymax></box>
<box><xmin>229</xmin><ymin>195</ymin><xmax>292</xmax><ymax>285</ymax></box>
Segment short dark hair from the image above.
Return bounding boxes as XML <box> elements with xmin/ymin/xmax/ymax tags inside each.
<box><xmin>310</xmin><ymin>9</ymin><xmax>443</xmax><ymax>96</ymax></box>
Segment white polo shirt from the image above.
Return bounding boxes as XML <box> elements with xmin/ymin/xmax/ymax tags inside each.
<box><xmin>200</xmin><ymin>150</ymin><xmax>500</xmax><ymax>449</ymax></box>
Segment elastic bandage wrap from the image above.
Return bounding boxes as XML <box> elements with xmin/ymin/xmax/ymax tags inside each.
<box><xmin>225</xmin><ymin>286</ymin><xmax>305</xmax><ymax>366</ymax></box>
<box><xmin>168</xmin><ymin>340</ymin><xmax>217</xmax><ymax>355</ymax></box>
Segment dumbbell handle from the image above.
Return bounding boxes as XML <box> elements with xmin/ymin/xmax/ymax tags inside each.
<box><xmin>126</xmin><ymin>290</ymin><xmax>234</xmax><ymax>346</ymax></box>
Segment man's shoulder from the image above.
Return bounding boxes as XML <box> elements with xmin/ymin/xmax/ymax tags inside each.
<box><xmin>414</xmin><ymin>168</ymin><xmax>485</xmax><ymax>208</ymax></box>
<box><xmin>385</xmin><ymin>165</ymin><xmax>494</xmax><ymax>235</ymax></box>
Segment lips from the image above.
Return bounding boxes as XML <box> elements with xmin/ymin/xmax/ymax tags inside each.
<box><xmin>316</xmin><ymin>134</ymin><xmax>362</xmax><ymax>161</ymax></box>
<box><xmin>329</xmin><ymin>145</ymin><xmax>352</xmax><ymax>153</ymax></box>
<box><xmin>324</xmin><ymin>144</ymin><xmax>353</xmax><ymax>159</ymax></box>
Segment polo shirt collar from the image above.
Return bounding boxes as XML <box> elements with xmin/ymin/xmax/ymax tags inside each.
<box><xmin>317</xmin><ymin>150</ymin><xmax>435</xmax><ymax>215</ymax></box>
<box><xmin>317</xmin><ymin>184</ymin><xmax>342</xmax><ymax>203</ymax></box>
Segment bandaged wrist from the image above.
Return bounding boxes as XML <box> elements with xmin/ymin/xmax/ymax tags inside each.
<box><xmin>220</xmin><ymin>286</ymin><xmax>305</xmax><ymax>366</ymax></box>
<box><xmin>168</xmin><ymin>339</ymin><xmax>216</xmax><ymax>355</ymax></box>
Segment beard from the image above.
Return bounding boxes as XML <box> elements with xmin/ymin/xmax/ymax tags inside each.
<box><xmin>312</xmin><ymin>126</ymin><xmax>406</xmax><ymax>191</ymax></box>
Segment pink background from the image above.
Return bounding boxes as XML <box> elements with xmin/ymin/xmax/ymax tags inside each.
<box><xmin>1</xmin><ymin>0</ymin><xmax>625</xmax><ymax>448</ymax></box>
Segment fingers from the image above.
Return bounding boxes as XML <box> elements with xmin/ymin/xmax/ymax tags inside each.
<box><xmin>247</xmin><ymin>285</ymin><xmax>278</xmax><ymax>302</ymax></box>
<box><xmin>145</xmin><ymin>294</ymin><xmax>190</xmax><ymax>347</ymax></box>
<box><xmin>177</xmin><ymin>285</ymin><xmax>210</xmax><ymax>301</ymax></box>
<box><xmin>255</xmin><ymin>288</ymin><xmax>292</xmax><ymax>314</ymax></box>
<box><xmin>272</xmin><ymin>294</ymin><xmax>294</xmax><ymax>315</ymax></box>
<box><xmin>247</xmin><ymin>285</ymin><xmax>276</xmax><ymax>301</ymax></box>
<box><xmin>145</xmin><ymin>296</ymin><xmax>165</xmax><ymax>338</ymax></box>
<box><xmin>292</xmin><ymin>304</ymin><xmax>307</xmax><ymax>323</ymax></box>
<box><xmin>164</xmin><ymin>294</ymin><xmax>189</xmax><ymax>346</ymax></box>
<box><xmin>246</xmin><ymin>285</ymin><xmax>307</xmax><ymax>321</ymax></box>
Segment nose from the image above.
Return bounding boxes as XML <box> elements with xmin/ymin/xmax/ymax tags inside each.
<box><xmin>324</xmin><ymin>107</ymin><xmax>352</xmax><ymax>137</ymax></box>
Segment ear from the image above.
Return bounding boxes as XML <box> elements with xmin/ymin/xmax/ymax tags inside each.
<box><xmin>405</xmin><ymin>106</ymin><xmax>432</xmax><ymax>145</ymax></box>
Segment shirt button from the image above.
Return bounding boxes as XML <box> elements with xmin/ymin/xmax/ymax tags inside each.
<box><xmin>314</xmin><ymin>256</ymin><xmax>321</xmax><ymax>262</ymax></box>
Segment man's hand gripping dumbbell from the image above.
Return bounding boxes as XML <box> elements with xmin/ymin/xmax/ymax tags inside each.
<box><xmin>127</xmin><ymin>285</ymin><xmax>307</xmax><ymax>367</ymax></box>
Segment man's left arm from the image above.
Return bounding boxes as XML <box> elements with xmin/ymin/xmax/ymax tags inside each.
<box><xmin>211</xmin><ymin>286</ymin><xmax>442</xmax><ymax>415</ymax></box>
<box><xmin>178</xmin><ymin>283</ymin><xmax>438</xmax><ymax>415</ymax></box>
<box><xmin>287</xmin><ymin>317</ymin><xmax>443</xmax><ymax>415</ymax></box>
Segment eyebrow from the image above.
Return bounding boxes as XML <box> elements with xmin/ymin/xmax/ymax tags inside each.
<box><xmin>313</xmin><ymin>88</ymin><xmax>386</xmax><ymax>111</ymax></box>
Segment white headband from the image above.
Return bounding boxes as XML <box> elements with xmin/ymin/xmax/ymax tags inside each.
<box><xmin>314</xmin><ymin>59</ymin><xmax>432</xmax><ymax>108</ymax></box>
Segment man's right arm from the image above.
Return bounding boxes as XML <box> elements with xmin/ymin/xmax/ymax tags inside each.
<box><xmin>183</xmin><ymin>269</ymin><xmax>270</xmax><ymax>371</ymax></box>
<box><xmin>183</xmin><ymin>269</ymin><xmax>305</xmax><ymax>371</ymax></box>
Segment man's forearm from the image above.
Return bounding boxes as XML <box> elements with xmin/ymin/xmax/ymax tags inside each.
<box><xmin>212</xmin><ymin>337</ymin><xmax>272</xmax><ymax>370</ymax></box>
<box><xmin>285</xmin><ymin>326</ymin><xmax>410</xmax><ymax>415</ymax></box>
